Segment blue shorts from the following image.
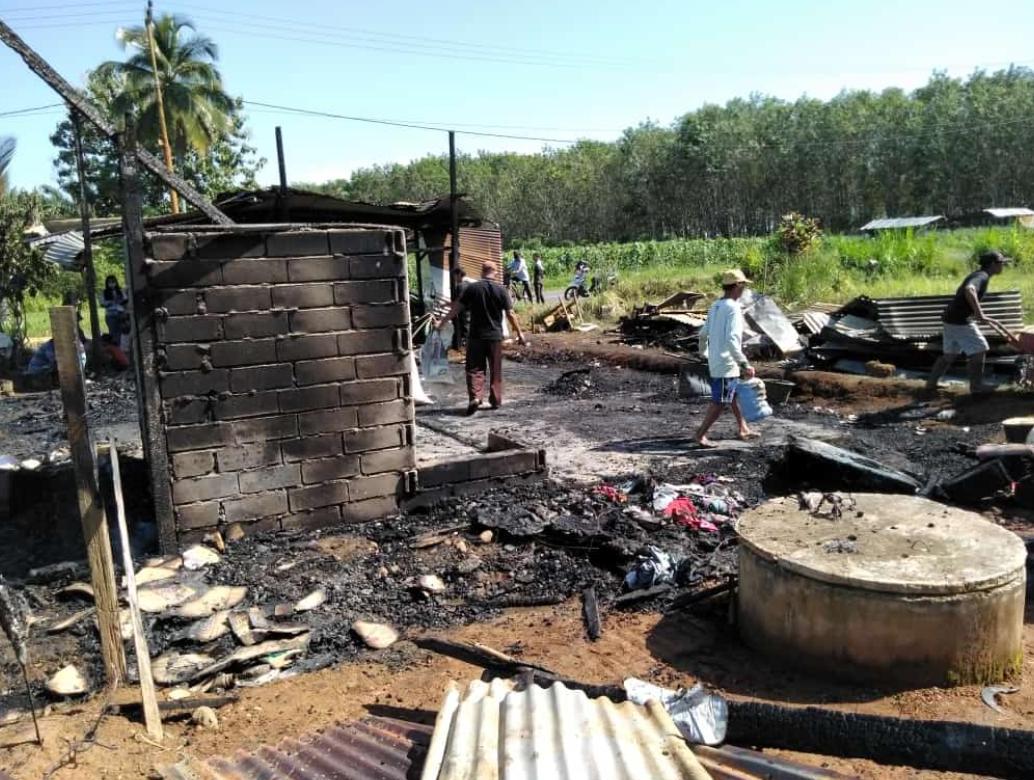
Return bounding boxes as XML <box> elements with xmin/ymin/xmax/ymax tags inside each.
<box><xmin>710</xmin><ymin>377</ymin><xmax>739</xmax><ymax>405</ymax></box>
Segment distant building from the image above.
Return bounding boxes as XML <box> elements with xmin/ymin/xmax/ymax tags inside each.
<box><xmin>858</xmin><ymin>215</ymin><xmax>944</xmax><ymax>233</ymax></box>
<box><xmin>953</xmin><ymin>207</ymin><xmax>1034</xmax><ymax>229</ymax></box>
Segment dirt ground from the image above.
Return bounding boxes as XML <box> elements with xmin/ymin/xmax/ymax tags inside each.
<box><xmin>2</xmin><ymin>331</ymin><xmax>1034</xmax><ymax>779</ymax></box>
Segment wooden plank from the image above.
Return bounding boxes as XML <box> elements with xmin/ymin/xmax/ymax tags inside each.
<box><xmin>119</xmin><ymin>134</ymin><xmax>177</xmax><ymax>553</ymax></box>
<box><xmin>49</xmin><ymin>306</ymin><xmax>126</xmax><ymax>683</ymax></box>
<box><xmin>108</xmin><ymin>442</ymin><xmax>163</xmax><ymax>742</ymax></box>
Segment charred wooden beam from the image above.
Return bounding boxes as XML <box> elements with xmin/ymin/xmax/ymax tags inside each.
<box><xmin>0</xmin><ymin>20</ymin><xmax>232</xmax><ymax>225</ymax></box>
<box><xmin>581</xmin><ymin>586</ymin><xmax>601</xmax><ymax>641</ymax></box>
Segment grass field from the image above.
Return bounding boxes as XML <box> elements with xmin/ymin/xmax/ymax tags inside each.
<box><xmin>19</xmin><ymin>225</ymin><xmax>1034</xmax><ymax>341</ymax></box>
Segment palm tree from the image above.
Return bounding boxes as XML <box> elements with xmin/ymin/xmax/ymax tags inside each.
<box><xmin>98</xmin><ymin>14</ymin><xmax>234</xmax><ymax>158</ymax></box>
<box><xmin>0</xmin><ymin>137</ymin><xmax>14</xmax><ymax>198</ymax></box>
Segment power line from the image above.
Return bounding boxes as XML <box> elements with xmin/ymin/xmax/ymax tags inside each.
<box><xmin>0</xmin><ymin>102</ymin><xmax>63</xmax><ymax>116</ymax></box>
<box><xmin>171</xmin><ymin>1</ymin><xmax>661</xmax><ymax>70</ymax></box>
<box><xmin>242</xmin><ymin>100</ymin><xmax>596</xmax><ymax>144</ymax></box>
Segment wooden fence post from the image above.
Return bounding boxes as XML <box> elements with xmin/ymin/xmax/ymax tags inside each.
<box><xmin>50</xmin><ymin>306</ymin><xmax>126</xmax><ymax>683</ymax></box>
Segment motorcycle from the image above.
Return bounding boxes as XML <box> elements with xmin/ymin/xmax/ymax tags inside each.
<box><xmin>564</xmin><ymin>265</ymin><xmax>616</xmax><ymax>302</ymax></box>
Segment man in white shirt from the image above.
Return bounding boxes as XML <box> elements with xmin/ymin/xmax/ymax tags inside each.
<box><xmin>509</xmin><ymin>251</ymin><xmax>533</xmax><ymax>302</ymax></box>
<box><xmin>694</xmin><ymin>269</ymin><xmax>756</xmax><ymax>448</ymax></box>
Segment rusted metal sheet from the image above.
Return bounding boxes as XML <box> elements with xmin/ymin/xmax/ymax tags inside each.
<box><xmin>161</xmin><ymin>717</ymin><xmax>432</xmax><ymax>780</ymax></box>
<box><xmin>421</xmin><ymin>679</ymin><xmax>711</xmax><ymax>779</ymax></box>
<box><xmin>445</xmin><ymin>226</ymin><xmax>502</xmax><ymax>279</ymax></box>
<box><xmin>874</xmin><ymin>290</ymin><xmax>1023</xmax><ymax>339</ymax></box>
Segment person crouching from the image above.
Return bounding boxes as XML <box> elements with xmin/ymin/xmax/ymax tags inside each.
<box><xmin>694</xmin><ymin>269</ymin><xmax>756</xmax><ymax>448</ymax></box>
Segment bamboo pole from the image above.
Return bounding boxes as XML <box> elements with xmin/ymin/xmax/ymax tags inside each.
<box><xmin>108</xmin><ymin>442</ymin><xmax>163</xmax><ymax>742</ymax></box>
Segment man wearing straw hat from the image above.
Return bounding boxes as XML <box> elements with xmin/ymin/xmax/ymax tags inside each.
<box><xmin>694</xmin><ymin>269</ymin><xmax>756</xmax><ymax>448</ymax></box>
<box><xmin>438</xmin><ymin>260</ymin><xmax>527</xmax><ymax>415</ymax></box>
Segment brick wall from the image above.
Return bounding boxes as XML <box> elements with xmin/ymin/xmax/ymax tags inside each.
<box><xmin>142</xmin><ymin>227</ymin><xmax>416</xmax><ymax>545</ymax></box>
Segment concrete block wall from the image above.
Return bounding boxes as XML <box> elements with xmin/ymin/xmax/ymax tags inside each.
<box><xmin>143</xmin><ymin>227</ymin><xmax>416</xmax><ymax>545</ymax></box>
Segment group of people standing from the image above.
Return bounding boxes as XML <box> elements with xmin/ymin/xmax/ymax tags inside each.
<box><xmin>504</xmin><ymin>250</ymin><xmax>546</xmax><ymax>303</ymax></box>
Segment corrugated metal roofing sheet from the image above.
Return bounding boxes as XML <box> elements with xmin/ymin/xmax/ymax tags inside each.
<box><xmin>859</xmin><ymin>216</ymin><xmax>943</xmax><ymax>231</ymax></box>
<box><xmin>26</xmin><ymin>230</ymin><xmax>85</xmax><ymax>270</ymax></box>
<box><xmin>445</xmin><ymin>226</ymin><xmax>503</xmax><ymax>280</ymax></box>
<box><xmin>873</xmin><ymin>290</ymin><xmax>1023</xmax><ymax>338</ymax></box>
<box><xmin>984</xmin><ymin>207</ymin><xmax>1034</xmax><ymax>218</ymax></box>
<box><xmin>421</xmin><ymin>679</ymin><xmax>711</xmax><ymax>780</ymax></box>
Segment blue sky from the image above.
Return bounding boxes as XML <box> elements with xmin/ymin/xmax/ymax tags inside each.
<box><xmin>3</xmin><ymin>0</ymin><xmax>1034</xmax><ymax>192</ymax></box>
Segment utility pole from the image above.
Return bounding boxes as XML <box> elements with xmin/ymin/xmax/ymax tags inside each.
<box><xmin>70</xmin><ymin>109</ymin><xmax>103</xmax><ymax>369</ymax></box>
<box><xmin>448</xmin><ymin>130</ymin><xmax>459</xmax><ymax>272</ymax></box>
<box><xmin>145</xmin><ymin>0</ymin><xmax>178</xmax><ymax>214</ymax></box>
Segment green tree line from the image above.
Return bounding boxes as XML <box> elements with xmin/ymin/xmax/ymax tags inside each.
<box><xmin>304</xmin><ymin>67</ymin><xmax>1034</xmax><ymax>244</ymax></box>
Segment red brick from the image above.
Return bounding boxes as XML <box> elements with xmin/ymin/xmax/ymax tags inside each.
<box><xmin>222</xmin><ymin>490</ymin><xmax>288</xmax><ymax>523</ymax></box>
<box><xmin>348</xmin><ymin>473</ymin><xmax>403</xmax><ymax>501</ymax></box>
<box><xmin>156</xmin><ymin>290</ymin><xmax>202</xmax><ymax>316</ymax></box>
<box><xmin>166</xmin><ymin>398</ymin><xmax>210</xmax><ymax>425</ymax></box>
<box><xmin>238</xmin><ymin>463</ymin><xmax>301</xmax><ymax>494</ymax></box>
<box><xmin>278</xmin><ymin>385</ymin><xmax>340</xmax><ymax>413</ymax></box>
<box><xmin>272</xmin><ymin>284</ymin><xmax>335</xmax><ymax>309</ymax></box>
<box><xmin>287</xmin><ymin>256</ymin><xmax>349</xmax><ymax>282</ymax></box>
<box><xmin>333</xmin><ymin>280</ymin><xmax>397</xmax><ymax>305</ymax></box>
<box><xmin>328</xmin><ymin>230</ymin><xmax>391</xmax><ymax>256</ymax></box>
<box><xmin>148</xmin><ymin>233</ymin><xmax>190</xmax><ymax>261</ymax></box>
<box><xmin>223</xmin><ymin>312</ymin><xmax>289</xmax><ymax>339</ymax></box>
<box><xmin>210</xmin><ymin>339</ymin><xmax>277</xmax><ymax>367</ymax></box>
<box><xmin>357</xmin><ymin>399</ymin><xmax>411</xmax><ymax>427</ymax></box>
<box><xmin>230</xmin><ymin>364</ymin><xmax>294</xmax><ymax>392</ymax></box>
<box><xmin>295</xmin><ymin>356</ymin><xmax>355</xmax><ymax>386</ymax></box>
<box><xmin>340</xmin><ymin>496</ymin><xmax>398</xmax><ymax>524</ymax></box>
<box><xmin>166</xmin><ymin>422</ymin><xmax>233</xmax><ymax>452</ymax></box>
<box><xmin>355</xmin><ymin>352</ymin><xmax>409</xmax><ymax>379</ymax></box>
<box><xmin>339</xmin><ymin>379</ymin><xmax>398</xmax><ymax>405</ymax></box>
<box><xmin>350</xmin><ymin>303</ymin><xmax>408</xmax><ymax>329</ymax></box>
<box><xmin>337</xmin><ymin>330</ymin><xmax>396</xmax><ymax>356</ymax></box>
<box><xmin>221</xmin><ymin>258</ymin><xmax>288</xmax><ymax>285</ymax></box>
<box><xmin>288</xmin><ymin>480</ymin><xmax>349</xmax><ymax>511</ymax></box>
<box><xmin>172</xmin><ymin>473</ymin><xmax>239</xmax><ymax>504</ymax></box>
<box><xmin>214</xmin><ymin>391</ymin><xmax>280</xmax><ymax>420</ymax></box>
<box><xmin>361</xmin><ymin>447</ymin><xmax>416</xmax><ymax>475</ymax></box>
<box><xmin>281</xmin><ymin>434</ymin><xmax>343</xmax><ymax>462</ymax></box>
<box><xmin>158</xmin><ymin>316</ymin><xmax>223</xmax><ymax>343</ymax></box>
<box><xmin>300</xmin><ymin>455</ymin><xmax>359</xmax><ymax>484</ymax></box>
<box><xmin>283</xmin><ymin>506</ymin><xmax>342</xmax><ymax>531</ymax></box>
<box><xmin>215</xmin><ymin>444</ymin><xmax>281</xmax><ymax>471</ymax></box>
<box><xmin>148</xmin><ymin>259</ymin><xmax>222</xmax><ymax>288</ymax></box>
<box><xmin>277</xmin><ymin>334</ymin><xmax>338</xmax><ymax>361</ymax></box>
<box><xmin>266</xmin><ymin>231</ymin><xmax>330</xmax><ymax>257</ymax></box>
<box><xmin>205</xmin><ymin>286</ymin><xmax>272</xmax><ymax>313</ymax></box>
<box><xmin>289</xmin><ymin>307</ymin><xmax>352</xmax><ymax>334</ymax></box>
<box><xmin>193</xmin><ymin>232</ymin><xmax>267</xmax><ymax>259</ymax></box>
<box><xmin>232</xmin><ymin>414</ymin><xmax>298</xmax><ymax>443</ymax></box>
<box><xmin>172</xmin><ymin>450</ymin><xmax>215</xmax><ymax>479</ymax></box>
<box><xmin>343</xmin><ymin>425</ymin><xmax>405</xmax><ymax>453</ymax></box>
<box><xmin>298</xmin><ymin>407</ymin><xmax>357</xmax><ymax>435</ymax></box>
<box><xmin>176</xmin><ymin>501</ymin><xmax>220</xmax><ymax>530</ymax></box>
<box><xmin>162</xmin><ymin>343</ymin><xmax>207</xmax><ymax>371</ymax></box>
<box><xmin>348</xmin><ymin>255</ymin><xmax>405</xmax><ymax>279</ymax></box>
<box><xmin>160</xmin><ymin>369</ymin><xmax>229</xmax><ymax>398</ymax></box>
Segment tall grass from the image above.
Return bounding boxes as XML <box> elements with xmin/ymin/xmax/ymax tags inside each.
<box><xmin>523</xmin><ymin>226</ymin><xmax>1034</xmax><ymax>323</ymax></box>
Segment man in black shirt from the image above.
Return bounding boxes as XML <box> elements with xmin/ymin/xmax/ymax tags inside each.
<box><xmin>438</xmin><ymin>260</ymin><xmax>526</xmax><ymax>415</ymax></box>
<box><xmin>925</xmin><ymin>250</ymin><xmax>1009</xmax><ymax>393</ymax></box>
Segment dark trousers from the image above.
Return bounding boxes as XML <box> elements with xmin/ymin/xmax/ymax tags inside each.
<box><xmin>516</xmin><ymin>279</ymin><xmax>532</xmax><ymax>301</ymax></box>
<box><xmin>466</xmin><ymin>338</ymin><xmax>503</xmax><ymax>406</ymax></box>
<box><xmin>534</xmin><ymin>280</ymin><xmax>545</xmax><ymax>303</ymax></box>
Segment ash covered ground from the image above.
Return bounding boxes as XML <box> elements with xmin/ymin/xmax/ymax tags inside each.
<box><xmin>1</xmin><ymin>356</ymin><xmax>1021</xmax><ymax>712</ymax></box>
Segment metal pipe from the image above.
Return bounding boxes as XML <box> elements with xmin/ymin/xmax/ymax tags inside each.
<box><xmin>275</xmin><ymin>126</ymin><xmax>287</xmax><ymax>194</ymax></box>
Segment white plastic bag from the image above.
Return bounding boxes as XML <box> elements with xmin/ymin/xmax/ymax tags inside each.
<box><xmin>420</xmin><ymin>323</ymin><xmax>454</xmax><ymax>384</ymax></box>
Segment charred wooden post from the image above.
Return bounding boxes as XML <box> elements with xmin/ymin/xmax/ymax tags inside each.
<box><xmin>118</xmin><ymin>129</ymin><xmax>177</xmax><ymax>552</ymax></box>
<box><xmin>50</xmin><ymin>306</ymin><xmax>126</xmax><ymax>683</ymax></box>
<box><xmin>581</xmin><ymin>586</ymin><xmax>601</xmax><ymax>641</ymax></box>
<box><xmin>448</xmin><ymin>131</ymin><xmax>459</xmax><ymax>272</ymax></box>
<box><xmin>70</xmin><ymin>109</ymin><xmax>103</xmax><ymax>369</ymax></box>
